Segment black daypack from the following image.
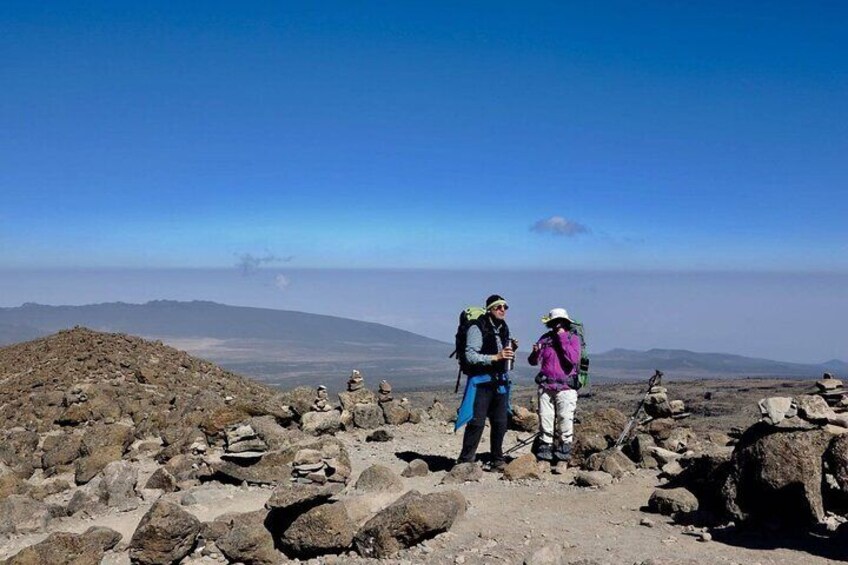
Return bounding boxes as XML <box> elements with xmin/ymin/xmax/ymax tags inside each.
<box><xmin>449</xmin><ymin>306</ymin><xmax>487</xmax><ymax>392</ymax></box>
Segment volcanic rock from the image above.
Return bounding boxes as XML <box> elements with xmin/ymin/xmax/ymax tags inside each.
<box><xmin>353</xmin><ymin>403</ymin><xmax>383</xmax><ymax>429</ymax></box>
<box><xmin>129</xmin><ymin>500</ymin><xmax>201</xmax><ymax>565</ymax></box>
<box><xmin>510</xmin><ymin>405</ymin><xmax>539</xmax><ymax>432</ymax></box>
<box><xmin>366</xmin><ymin>429</ymin><xmax>393</xmax><ymax>442</ymax></box>
<box><xmin>381</xmin><ymin>401</ymin><xmax>410</xmax><ymax>426</ymax></box>
<box><xmin>354</xmin><ymin>490</ymin><xmax>467</xmax><ymax>558</ymax></box>
<box><xmin>0</xmin><ymin>494</ymin><xmax>53</xmax><ymax>534</ymax></box>
<box><xmin>574</xmin><ymin>470</ymin><xmax>613</xmax><ymax>488</ymax></box>
<box><xmin>585</xmin><ymin>449</ymin><xmax>636</xmax><ymax>479</ymax></box>
<box><xmin>279</xmin><ymin>502</ymin><xmax>357</xmax><ymax>557</ymax></box>
<box><xmin>300</xmin><ymin>410</ymin><xmax>342</xmax><ymax>436</ymax></box>
<box><xmin>3</xmin><ymin>527</ymin><xmax>121</xmax><ymax>565</ymax></box>
<box><xmin>215</xmin><ymin>509</ymin><xmax>282</xmax><ymax>565</ymax></box>
<box><xmin>441</xmin><ymin>462</ymin><xmax>483</xmax><ymax>484</ymax></box>
<box><xmin>502</xmin><ymin>454</ymin><xmax>542</xmax><ymax>481</ymax></box>
<box><xmin>338</xmin><ymin>388</ymin><xmax>378</xmax><ymax>412</ymax></box>
<box><xmin>401</xmin><ymin>459</ymin><xmax>429</xmax><ymax>478</ymax></box>
<box><xmin>648</xmin><ymin>487</ymin><xmax>699</xmax><ymax>516</ymax></box>
<box><xmin>354</xmin><ymin>464</ymin><xmax>404</xmax><ymax>493</ymax></box>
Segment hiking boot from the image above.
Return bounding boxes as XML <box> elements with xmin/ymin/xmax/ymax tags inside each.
<box><xmin>535</xmin><ymin>442</ymin><xmax>553</xmax><ymax>461</ymax></box>
<box><xmin>554</xmin><ymin>443</ymin><xmax>572</xmax><ymax>461</ymax></box>
<box><xmin>486</xmin><ymin>459</ymin><xmax>507</xmax><ymax>473</ymax></box>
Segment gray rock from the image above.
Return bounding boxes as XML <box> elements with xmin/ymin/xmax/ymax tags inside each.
<box><xmin>401</xmin><ymin>459</ymin><xmax>429</xmax><ymax>478</ymax></box>
<box><xmin>129</xmin><ymin>500</ymin><xmax>201</xmax><ymax>565</ymax></box>
<box><xmin>2</xmin><ymin>529</ymin><xmax>114</xmax><ymax>565</ymax></box>
<box><xmin>265</xmin><ymin>482</ymin><xmax>344</xmax><ymax>514</ymax></box>
<box><xmin>354</xmin><ymin>465</ymin><xmax>404</xmax><ymax>493</ymax></box>
<box><xmin>826</xmin><ymin>433</ymin><xmax>848</xmax><ymax>494</ymax></box>
<box><xmin>216</xmin><ymin>509</ymin><xmax>282</xmax><ymax>565</ymax></box>
<box><xmin>280</xmin><ymin>502</ymin><xmax>357</xmax><ymax>557</ymax></box>
<box><xmin>98</xmin><ymin>460</ymin><xmax>138</xmax><ymax>509</ymax></box>
<box><xmin>145</xmin><ymin>467</ymin><xmax>178</xmax><ymax>492</ymax></box>
<box><xmin>584</xmin><ymin>449</ymin><xmax>636</xmax><ymax>479</ymax></box>
<box><xmin>796</xmin><ymin>395</ymin><xmax>835</xmax><ymax>422</ymax></box>
<box><xmin>441</xmin><ymin>462</ymin><xmax>483</xmax><ymax>484</ymax></box>
<box><xmin>648</xmin><ymin>487</ymin><xmax>699</xmax><ymax>516</ymax></box>
<box><xmin>381</xmin><ymin>401</ymin><xmax>410</xmax><ymax>426</ymax></box>
<box><xmin>427</xmin><ymin>400</ymin><xmax>455</xmax><ymax>422</ymax></box>
<box><xmin>300</xmin><ymin>410</ymin><xmax>342</xmax><ymax>436</ymax></box>
<box><xmin>758</xmin><ymin>396</ymin><xmax>796</xmax><ymax>425</ymax></box>
<box><xmin>41</xmin><ymin>433</ymin><xmax>82</xmax><ymax>470</ymax></box>
<box><xmin>354</xmin><ymin>490</ymin><xmax>466</xmax><ymax>558</ymax></box>
<box><xmin>723</xmin><ymin>427</ymin><xmax>832</xmax><ymax>526</ymax></box>
<box><xmin>574</xmin><ymin>470</ymin><xmax>613</xmax><ymax>488</ymax></box>
<box><xmin>212</xmin><ymin>451</ymin><xmax>293</xmax><ymax>485</ymax></box>
<box><xmin>338</xmin><ymin>388</ymin><xmax>378</xmax><ymax>412</ymax></box>
<box><xmin>0</xmin><ymin>495</ymin><xmax>52</xmax><ymax>534</ymax></box>
<box><xmin>524</xmin><ymin>543</ymin><xmax>567</xmax><ymax>565</ymax></box>
<box><xmin>352</xmin><ymin>403</ymin><xmax>383</xmax><ymax>429</ymax></box>
<box><xmin>510</xmin><ymin>406</ymin><xmax>539</xmax><ymax>433</ymax></box>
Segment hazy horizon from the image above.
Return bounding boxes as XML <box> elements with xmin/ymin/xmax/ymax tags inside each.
<box><xmin>2</xmin><ymin>267</ymin><xmax>844</xmax><ymax>365</ymax></box>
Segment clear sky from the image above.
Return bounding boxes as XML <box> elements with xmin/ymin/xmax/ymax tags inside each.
<box><xmin>2</xmin><ymin>1</ymin><xmax>846</xmax><ymax>270</ymax></box>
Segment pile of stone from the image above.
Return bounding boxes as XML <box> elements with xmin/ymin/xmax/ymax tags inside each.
<box><xmin>348</xmin><ymin>369</ymin><xmax>365</xmax><ymax>391</ymax></box>
<box><xmin>815</xmin><ymin>372</ymin><xmax>848</xmax><ymax>408</ymax></box>
<box><xmin>224</xmin><ymin>424</ymin><xmax>268</xmax><ymax>458</ymax></box>
<box><xmin>378</xmin><ymin>380</ymin><xmax>393</xmax><ymax>403</ymax></box>
<box><xmin>758</xmin><ymin>392</ymin><xmax>848</xmax><ymax>430</ymax></box>
<box><xmin>310</xmin><ymin>385</ymin><xmax>333</xmax><ymax>412</ymax></box>
<box><xmin>644</xmin><ymin>385</ymin><xmax>688</xmax><ymax>419</ymax></box>
<box><xmin>291</xmin><ymin>448</ymin><xmax>330</xmax><ymax>485</ymax></box>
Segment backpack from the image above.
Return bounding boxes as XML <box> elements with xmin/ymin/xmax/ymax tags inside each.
<box><xmin>569</xmin><ymin>319</ymin><xmax>591</xmax><ymax>390</ymax></box>
<box><xmin>549</xmin><ymin>318</ymin><xmax>591</xmax><ymax>390</ymax></box>
<box><xmin>449</xmin><ymin>306</ymin><xmax>487</xmax><ymax>392</ymax></box>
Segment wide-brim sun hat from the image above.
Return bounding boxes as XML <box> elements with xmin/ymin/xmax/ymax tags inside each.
<box><xmin>541</xmin><ymin>307</ymin><xmax>572</xmax><ymax>324</ymax></box>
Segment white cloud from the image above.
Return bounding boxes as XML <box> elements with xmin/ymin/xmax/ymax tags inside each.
<box><xmin>531</xmin><ymin>216</ymin><xmax>589</xmax><ymax>237</ymax></box>
<box><xmin>275</xmin><ymin>274</ymin><xmax>291</xmax><ymax>291</ymax></box>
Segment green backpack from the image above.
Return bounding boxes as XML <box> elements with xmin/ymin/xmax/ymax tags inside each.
<box><xmin>569</xmin><ymin>320</ymin><xmax>590</xmax><ymax>390</ymax></box>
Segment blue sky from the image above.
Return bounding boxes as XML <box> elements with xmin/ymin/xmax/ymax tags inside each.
<box><xmin>2</xmin><ymin>1</ymin><xmax>846</xmax><ymax>270</ymax></box>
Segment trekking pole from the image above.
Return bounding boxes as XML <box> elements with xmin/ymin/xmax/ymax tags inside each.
<box><xmin>614</xmin><ymin>370</ymin><xmax>663</xmax><ymax>448</ymax></box>
<box><xmin>504</xmin><ymin>432</ymin><xmax>540</xmax><ymax>457</ymax></box>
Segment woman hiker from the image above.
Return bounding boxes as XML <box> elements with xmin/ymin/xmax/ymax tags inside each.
<box><xmin>528</xmin><ymin>307</ymin><xmax>581</xmax><ymax>470</ymax></box>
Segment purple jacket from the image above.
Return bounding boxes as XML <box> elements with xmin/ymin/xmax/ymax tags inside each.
<box><xmin>528</xmin><ymin>330</ymin><xmax>581</xmax><ymax>392</ymax></box>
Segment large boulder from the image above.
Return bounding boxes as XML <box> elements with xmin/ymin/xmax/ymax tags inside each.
<box><xmin>338</xmin><ymin>388</ymin><xmax>378</xmax><ymax>412</ymax></box>
<box><xmin>3</xmin><ymin>527</ymin><xmax>121</xmax><ymax>565</ymax></box>
<box><xmin>81</xmin><ymin>423</ymin><xmax>134</xmax><ymax>455</ymax></box>
<box><xmin>98</xmin><ymin>460</ymin><xmax>139</xmax><ymax>509</ymax></box>
<box><xmin>212</xmin><ymin>451</ymin><xmax>293</xmax><ymax>485</ymax></box>
<box><xmin>279</xmin><ymin>386</ymin><xmax>318</xmax><ymax>418</ymax></box>
<box><xmin>381</xmin><ymin>401</ymin><xmax>410</xmax><ymax>426</ymax></box>
<box><xmin>827</xmin><ymin>433</ymin><xmax>848</xmax><ymax>493</ymax></box>
<box><xmin>354</xmin><ymin>490</ymin><xmax>466</xmax><ymax>558</ymax></box>
<box><xmin>41</xmin><ymin>433</ymin><xmax>82</xmax><ymax>471</ymax></box>
<box><xmin>0</xmin><ymin>495</ymin><xmax>53</xmax><ymax>534</ymax></box>
<box><xmin>722</xmin><ymin>425</ymin><xmax>832</xmax><ymax>526</ymax></box>
<box><xmin>572</xmin><ymin>408</ymin><xmax>626</xmax><ymax>465</ymax></box>
<box><xmin>300</xmin><ymin>410</ymin><xmax>342</xmax><ymax>436</ymax></box>
<box><xmin>129</xmin><ymin>500</ymin><xmax>201</xmax><ymax>565</ymax></box>
<box><xmin>353</xmin><ymin>404</ymin><xmax>383</xmax><ymax>429</ymax></box>
<box><xmin>279</xmin><ymin>501</ymin><xmax>357</xmax><ymax>557</ymax></box>
<box><xmin>74</xmin><ymin>445</ymin><xmax>123</xmax><ymax>485</ymax></box>
<box><xmin>216</xmin><ymin>509</ymin><xmax>282</xmax><ymax>565</ymax></box>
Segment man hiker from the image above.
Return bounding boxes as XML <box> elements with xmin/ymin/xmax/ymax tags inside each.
<box><xmin>455</xmin><ymin>294</ymin><xmax>516</xmax><ymax>471</ymax></box>
<box><xmin>528</xmin><ymin>307</ymin><xmax>581</xmax><ymax>469</ymax></box>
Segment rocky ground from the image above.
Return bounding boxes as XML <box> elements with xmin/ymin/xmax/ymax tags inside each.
<box><xmin>1</xmin><ymin>328</ymin><xmax>847</xmax><ymax>564</ymax></box>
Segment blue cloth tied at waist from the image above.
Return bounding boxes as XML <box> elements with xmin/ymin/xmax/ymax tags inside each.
<box><xmin>454</xmin><ymin>373</ymin><xmax>511</xmax><ymax>432</ymax></box>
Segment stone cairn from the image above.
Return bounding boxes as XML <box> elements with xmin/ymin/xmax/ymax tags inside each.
<box><xmin>815</xmin><ymin>372</ymin><xmax>847</xmax><ymax>408</ymax></box>
<box><xmin>348</xmin><ymin>369</ymin><xmax>364</xmax><ymax>391</ymax></box>
<box><xmin>291</xmin><ymin>448</ymin><xmax>330</xmax><ymax>485</ymax></box>
<box><xmin>644</xmin><ymin>384</ymin><xmax>688</xmax><ymax>419</ymax></box>
<box><xmin>377</xmin><ymin>380</ymin><xmax>393</xmax><ymax>403</ymax></box>
<box><xmin>223</xmin><ymin>424</ymin><xmax>268</xmax><ymax>460</ymax></box>
<box><xmin>311</xmin><ymin>385</ymin><xmax>332</xmax><ymax>412</ymax></box>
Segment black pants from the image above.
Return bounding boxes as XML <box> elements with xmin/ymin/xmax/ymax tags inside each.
<box><xmin>457</xmin><ymin>382</ymin><xmax>508</xmax><ymax>464</ymax></box>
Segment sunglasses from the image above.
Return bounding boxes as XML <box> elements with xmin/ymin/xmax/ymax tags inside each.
<box><xmin>492</xmin><ymin>304</ymin><xmax>509</xmax><ymax>311</ymax></box>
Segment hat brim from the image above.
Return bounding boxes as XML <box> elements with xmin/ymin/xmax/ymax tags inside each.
<box><xmin>541</xmin><ymin>315</ymin><xmax>572</xmax><ymax>325</ymax></box>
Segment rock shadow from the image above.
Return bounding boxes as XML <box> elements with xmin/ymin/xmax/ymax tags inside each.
<box><xmin>710</xmin><ymin>526</ymin><xmax>848</xmax><ymax>562</ymax></box>
<box><xmin>394</xmin><ymin>451</ymin><xmax>455</xmax><ymax>472</ymax></box>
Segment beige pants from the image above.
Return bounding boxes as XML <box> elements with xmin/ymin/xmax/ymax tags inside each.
<box><xmin>538</xmin><ymin>388</ymin><xmax>578</xmax><ymax>445</ymax></box>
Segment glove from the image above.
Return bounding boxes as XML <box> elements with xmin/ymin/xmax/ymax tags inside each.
<box><xmin>534</xmin><ymin>373</ymin><xmax>547</xmax><ymax>386</ymax></box>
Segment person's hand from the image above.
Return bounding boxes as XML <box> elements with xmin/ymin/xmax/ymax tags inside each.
<box><xmin>556</xmin><ymin>327</ymin><xmax>566</xmax><ymax>334</ymax></box>
<box><xmin>495</xmin><ymin>347</ymin><xmax>515</xmax><ymax>361</ymax></box>
<box><xmin>532</xmin><ymin>343</ymin><xmax>540</xmax><ymax>354</ymax></box>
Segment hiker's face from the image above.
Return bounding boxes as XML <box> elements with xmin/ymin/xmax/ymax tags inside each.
<box><xmin>489</xmin><ymin>304</ymin><xmax>508</xmax><ymax>321</ymax></box>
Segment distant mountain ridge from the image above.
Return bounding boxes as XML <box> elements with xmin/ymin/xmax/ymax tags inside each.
<box><xmin>0</xmin><ymin>301</ymin><xmax>843</xmax><ymax>388</ymax></box>
<box><xmin>592</xmin><ymin>347</ymin><xmax>844</xmax><ymax>379</ymax></box>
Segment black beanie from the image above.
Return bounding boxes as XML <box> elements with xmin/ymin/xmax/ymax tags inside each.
<box><xmin>486</xmin><ymin>294</ymin><xmax>507</xmax><ymax>309</ymax></box>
